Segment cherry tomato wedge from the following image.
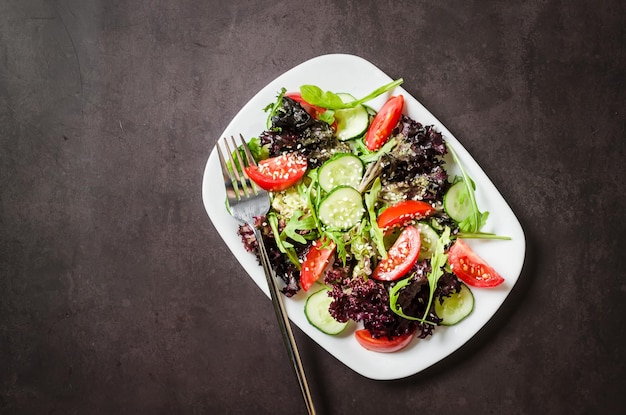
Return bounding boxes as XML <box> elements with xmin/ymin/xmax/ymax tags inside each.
<box><xmin>365</xmin><ymin>95</ymin><xmax>404</xmax><ymax>151</ymax></box>
<box><xmin>354</xmin><ymin>329</ymin><xmax>415</xmax><ymax>353</ymax></box>
<box><xmin>371</xmin><ymin>225</ymin><xmax>421</xmax><ymax>281</ymax></box>
<box><xmin>244</xmin><ymin>153</ymin><xmax>307</xmax><ymax>192</ymax></box>
<box><xmin>377</xmin><ymin>200</ymin><xmax>435</xmax><ymax>230</ymax></box>
<box><xmin>448</xmin><ymin>239</ymin><xmax>505</xmax><ymax>288</ymax></box>
<box><xmin>300</xmin><ymin>238</ymin><xmax>336</xmax><ymax>291</ymax></box>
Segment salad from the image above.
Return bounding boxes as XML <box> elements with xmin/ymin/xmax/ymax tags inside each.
<box><xmin>232</xmin><ymin>79</ymin><xmax>510</xmax><ymax>353</ymax></box>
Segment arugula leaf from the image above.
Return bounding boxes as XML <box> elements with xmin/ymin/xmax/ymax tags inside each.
<box><xmin>446</xmin><ymin>144</ymin><xmax>511</xmax><ymax>240</ymax></box>
<box><xmin>282</xmin><ymin>210</ymin><xmax>317</xmax><ymax>244</ymax></box>
<box><xmin>300</xmin><ymin>79</ymin><xmax>404</xmax><ymax>110</ymax></box>
<box><xmin>389</xmin><ymin>276</ymin><xmax>428</xmax><ymax>322</ymax></box>
<box><xmin>264</xmin><ymin>87</ymin><xmax>287</xmax><ymax>129</ymax></box>
<box><xmin>446</xmin><ymin>144</ymin><xmax>487</xmax><ymax>234</ymax></box>
<box><xmin>389</xmin><ymin>227</ymin><xmax>451</xmax><ymax>324</ymax></box>
<box><xmin>356</xmin><ymin>78</ymin><xmax>403</xmax><ymax>106</ymax></box>
<box><xmin>421</xmin><ymin>226</ymin><xmax>451</xmax><ymax>321</ymax></box>
<box><xmin>304</xmin><ymin>169</ymin><xmax>323</xmax><ymax>234</ymax></box>
<box><xmin>456</xmin><ymin>231</ymin><xmax>511</xmax><ymax>240</ymax></box>
<box><xmin>267</xmin><ymin>212</ymin><xmax>300</xmax><ymax>268</ymax></box>
<box><xmin>354</xmin><ymin>136</ymin><xmax>397</xmax><ymax>164</ymax></box>
<box><xmin>364</xmin><ymin>178</ymin><xmax>387</xmax><ymax>259</ymax></box>
<box><xmin>323</xmin><ymin>230</ymin><xmax>348</xmax><ymax>266</ymax></box>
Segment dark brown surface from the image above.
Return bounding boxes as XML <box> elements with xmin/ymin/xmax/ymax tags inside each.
<box><xmin>1</xmin><ymin>1</ymin><xmax>625</xmax><ymax>414</ymax></box>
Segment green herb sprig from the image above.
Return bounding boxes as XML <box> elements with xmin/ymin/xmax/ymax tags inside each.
<box><xmin>300</xmin><ymin>79</ymin><xmax>403</xmax><ymax>110</ymax></box>
<box><xmin>263</xmin><ymin>87</ymin><xmax>287</xmax><ymax>129</ymax></box>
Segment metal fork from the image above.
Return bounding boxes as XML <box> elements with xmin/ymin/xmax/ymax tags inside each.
<box><xmin>217</xmin><ymin>134</ymin><xmax>316</xmax><ymax>415</ymax></box>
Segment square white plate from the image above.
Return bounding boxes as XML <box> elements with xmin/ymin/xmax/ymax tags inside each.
<box><xmin>202</xmin><ymin>54</ymin><xmax>525</xmax><ymax>380</ymax></box>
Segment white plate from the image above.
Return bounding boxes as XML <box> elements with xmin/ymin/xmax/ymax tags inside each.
<box><xmin>202</xmin><ymin>54</ymin><xmax>526</xmax><ymax>380</ymax></box>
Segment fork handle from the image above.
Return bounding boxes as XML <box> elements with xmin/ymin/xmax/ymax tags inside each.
<box><xmin>254</xmin><ymin>228</ymin><xmax>316</xmax><ymax>415</ymax></box>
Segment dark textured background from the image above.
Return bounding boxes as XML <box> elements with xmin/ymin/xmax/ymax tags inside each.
<box><xmin>1</xmin><ymin>0</ymin><xmax>624</xmax><ymax>414</ymax></box>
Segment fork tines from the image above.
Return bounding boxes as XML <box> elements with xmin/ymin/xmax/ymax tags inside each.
<box><xmin>217</xmin><ymin>134</ymin><xmax>260</xmax><ymax>201</ymax></box>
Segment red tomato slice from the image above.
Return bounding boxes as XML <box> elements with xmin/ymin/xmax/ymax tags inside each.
<box><xmin>448</xmin><ymin>239</ymin><xmax>505</xmax><ymax>288</ymax></box>
<box><xmin>377</xmin><ymin>200</ymin><xmax>435</xmax><ymax>230</ymax></box>
<box><xmin>354</xmin><ymin>329</ymin><xmax>415</xmax><ymax>353</ymax></box>
<box><xmin>285</xmin><ymin>92</ymin><xmax>337</xmax><ymax>130</ymax></box>
<box><xmin>244</xmin><ymin>153</ymin><xmax>307</xmax><ymax>192</ymax></box>
<box><xmin>365</xmin><ymin>95</ymin><xmax>404</xmax><ymax>151</ymax></box>
<box><xmin>371</xmin><ymin>225</ymin><xmax>421</xmax><ymax>281</ymax></box>
<box><xmin>300</xmin><ymin>238</ymin><xmax>336</xmax><ymax>291</ymax></box>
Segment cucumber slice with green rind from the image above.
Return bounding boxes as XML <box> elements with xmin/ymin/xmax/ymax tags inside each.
<box><xmin>304</xmin><ymin>288</ymin><xmax>348</xmax><ymax>335</ymax></box>
<box><xmin>363</xmin><ymin>104</ymin><xmax>377</xmax><ymax>118</ymax></box>
<box><xmin>435</xmin><ymin>283</ymin><xmax>474</xmax><ymax>326</ymax></box>
<box><xmin>334</xmin><ymin>93</ymin><xmax>369</xmax><ymax>141</ymax></box>
<box><xmin>318</xmin><ymin>153</ymin><xmax>364</xmax><ymax>192</ymax></box>
<box><xmin>443</xmin><ymin>181</ymin><xmax>473</xmax><ymax>222</ymax></box>
<box><xmin>318</xmin><ymin>186</ymin><xmax>364</xmax><ymax>229</ymax></box>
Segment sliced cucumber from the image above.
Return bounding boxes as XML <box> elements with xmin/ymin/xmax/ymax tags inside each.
<box><xmin>443</xmin><ymin>181</ymin><xmax>472</xmax><ymax>222</ymax></box>
<box><xmin>318</xmin><ymin>186</ymin><xmax>364</xmax><ymax>229</ymax></box>
<box><xmin>334</xmin><ymin>93</ymin><xmax>369</xmax><ymax>141</ymax></box>
<box><xmin>415</xmin><ymin>222</ymin><xmax>439</xmax><ymax>260</ymax></box>
<box><xmin>364</xmin><ymin>104</ymin><xmax>377</xmax><ymax>118</ymax></box>
<box><xmin>305</xmin><ymin>288</ymin><xmax>348</xmax><ymax>335</ymax></box>
<box><xmin>435</xmin><ymin>283</ymin><xmax>474</xmax><ymax>326</ymax></box>
<box><xmin>318</xmin><ymin>153</ymin><xmax>364</xmax><ymax>192</ymax></box>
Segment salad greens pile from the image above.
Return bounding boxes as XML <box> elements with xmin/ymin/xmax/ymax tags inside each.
<box><xmin>236</xmin><ymin>80</ymin><xmax>508</xmax><ymax>346</ymax></box>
